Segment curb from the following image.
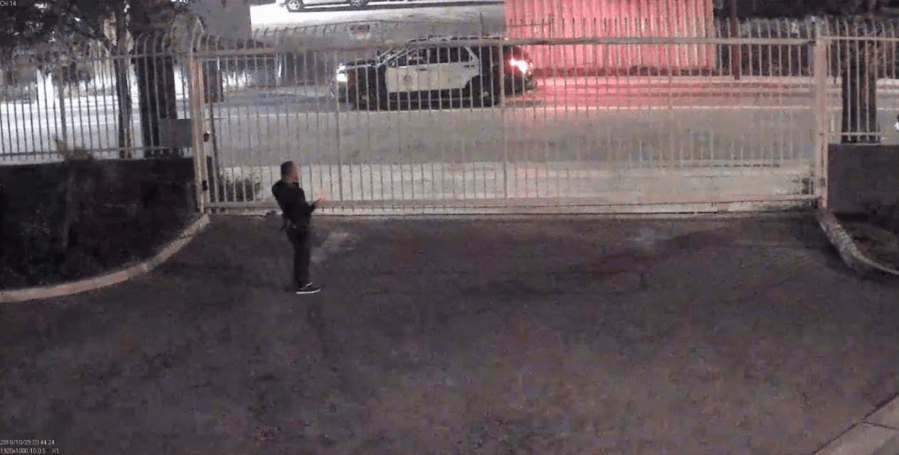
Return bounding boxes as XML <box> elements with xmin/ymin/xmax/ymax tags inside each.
<box><xmin>813</xmin><ymin>395</ymin><xmax>899</xmax><ymax>455</ymax></box>
<box><xmin>816</xmin><ymin>208</ymin><xmax>899</xmax><ymax>278</ymax></box>
<box><xmin>0</xmin><ymin>214</ymin><xmax>211</xmax><ymax>304</ymax></box>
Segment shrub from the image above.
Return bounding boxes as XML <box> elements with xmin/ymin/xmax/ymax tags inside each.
<box><xmin>219</xmin><ymin>176</ymin><xmax>262</xmax><ymax>203</ymax></box>
<box><xmin>0</xmin><ymin>143</ymin><xmax>198</xmax><ymax>289</ymax></box>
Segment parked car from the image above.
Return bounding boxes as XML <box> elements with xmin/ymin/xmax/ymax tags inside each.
<box><xmin>282</xmin><ymin>0</ymin><xmax>370</xmax><ymax>11</ymax></box>
<box><xmin>332</xmin><ymin>36</ymin><xmax>537</xmax><ymax>110</ymax></box>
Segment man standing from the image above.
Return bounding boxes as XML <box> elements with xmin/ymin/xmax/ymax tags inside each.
<box><xmin>272</xmin><ymin>161</ymin><xmax>323</xmax><ymax>295</ymax></box>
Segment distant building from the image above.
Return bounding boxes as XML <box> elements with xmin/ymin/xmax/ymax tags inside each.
<box><xmin>505</xmin><ymin>0</ymin><xmax>717</xmax><ymax>75</ymax></box>
<box><xmin>188</xmin><ymin>0</ymin><xmax>258</xmax><ymax>41</ymax></box>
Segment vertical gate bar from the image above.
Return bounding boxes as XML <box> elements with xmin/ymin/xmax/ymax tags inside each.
<box><xmin>603</xmin><ymin>26</ymin><xmax>612</xmax><ymax>169</ymax></box>
<box><xmin>295</xmin><ymin>47</ymin><xmax>307</xmax><ymax>198</ymax></box>
<box><xmin>25</xmin><ymin>67</ymin><xmax>34</xmax><ymax>159</ymax></box>
<box><xmin>716</xmin><ymin>20</ymin><xmax>730</xmax><ymax>164</ymax></box>
<box><xmin>501</xmin><ymin>40</ymin><xmax>509</xmax><ymax>200</ymax></box>
<box><xmin>348</xmin><ymin>48</ymin><xmax>364</xmax><ymax>213</ymax></box>
<box><xmin>244</xmin><ymin>52</ymin><xmax>257</xmax><ymax>202</ymax></box>
<box><xmin>787</xmin><ymin>27</ymin><xmax>796</xmax><ymax>161</ymax></box>
<box><xmin>208</xmin><ymin>60</ymin><xmax>223</xmax><ymax>205</ymax></box>
<box><xmin>666</xmin><ymin>15</ymin><xmax>675</xmax><ymax>168</ymax></box>
<box><xmin>388</xmin><ymin>48</ymin><xmax>397</xmax><ymax>210</ymax></box>
<box><xmin>334</xmin><ymin>50</ymin><xmax>345</xmax><ymax>204</ymax></box>
<box><xmin>613</xmin><ymin>18</ymin><xmax>623</xmax><ymax>168</ymax></box>
<box><xmin>375</xmin><ymin>49</ymin><xmax>385</xmax><ymax>206</ymax></box>
<box><xmin>1</xmin><ymin>66</ymin><xmax>9</xmax><ymax>160</ymax></box>
<box><xmin>236</xmin><ymin>53</ymin><xmax>248</xmax><ymax>202</ymax></box>
<box><xmin>252</xmin><ymin>51</ymin><xmax>264</xmax><ymax>202</ymax></box>
<box><xmin>425</xmin><ymin>50</ymin><xmax>432</xmax><ymax>205</ymax></box>
<box><xmin>223</xmin><ymin>55</ymin><xmax>236</xmax><ymax>203</ymax></box>
<box><xmin>345</xmin><ymin>49</ymin><xmax>356</xmax><ymax>210</ymax></box>
<box><xmin>853</xmin><ymin>21</ymin><xmax>860</xmax><ymax>143</ymax></box>
<box><xmin>564</xmin><ymin>18</ymin><xmax>574</xmax><ymax>201</ymax></box>
<box><xmin>188</xmin><ymin>52</ymin><xmax>208</xmax><ymax>214</ymax></box>
<box><xmin>481</xmin><ymin>47</ymin><xmax>488</xmax><ymax>202</ymax></box>
<box><xmin>311</xmin><ymin>49</ymin><xmax>324</xmax><ymax>209</ymax></box>
<box><xmin>2</xmin><ymin>62</ymin><xmax>11</xmax><ymax>159</ymax></box>
<box><xmin>764</xmin><ymin>22</ymin><xmax>773</xmax><ymax>163</ymax></box>
<box><xmin>10</xmin><ymin>70</ymin><xmax>23</xmax><ymax>160</ymax></box>
<box><xmin>0</xmin><ymin>87</ymin><xmax>7</xmax><ymax>161</ymax></box>
<box><xmin>549</xmin><ymin>34</ymin><xmax>558</xmax><ymax>199</ymax></box>
<box><xmin>592</xmin><ymin>18</ymin><xmax>600</xmax><ymax>177</ymax></box>
<box><xmin>366</xmin><ymin>48</ymin><xmax>375</xmax><ymax>210</ymax></box>
<box><xmin>402</xmin><ymin>48</ymin><xmax>411</xmax><ymax>206</ymax></box>
<box><xmin>813</xmin><ymin>30</ymin><xmax>829</xmax><ymax>206</ymax></box>
<box><xmin>267</xmin><ymin>46</ymin><xmax>279</xmax><ymax>205</ymax></box>
<box><xmin>433</xmin><ymin>47</ymin><xmax>440</xmax><ymax>206</ymax></box>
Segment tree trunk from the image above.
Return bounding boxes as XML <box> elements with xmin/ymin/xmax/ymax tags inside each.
<box><xmin>113</xmin><ymin>9</ymin><xmax>133</xmax><ymax>158</ymax></box>
<box><xmin>840</xmin><ymin>40</ymin><xmax>880</xmax><ymax>144</ymax></box>
<box><xmin>113</xmin><ymin>58</ymin><xmax>133</xmax><ymax>157</ymax></box>
<box><xmin>133</xmin><ymin>52</ymin><xmax>179</xmax><ymax>158</ymax></box>
<box><xmin>129</xmin><ymin>0</ymin><xmax>180</xmax><ymax>159</ymax></box>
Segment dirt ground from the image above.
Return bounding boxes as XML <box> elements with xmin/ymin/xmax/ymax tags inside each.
<box><xmin>2</xmin><ymin>214</ymin><xmax>898</xmax><ymax>454</ymax></box>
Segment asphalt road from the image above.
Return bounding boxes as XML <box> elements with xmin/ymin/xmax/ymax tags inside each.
<box><xmin>3</xmin><ymin>215</ymin><xmax>897</xmax><ymax>453</ymax></box>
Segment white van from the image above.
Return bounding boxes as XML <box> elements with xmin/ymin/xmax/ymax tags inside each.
<box><xmin>281</xmin><ymin>0</ymin><xmax>372</xmax><ymax>11</ymax></box>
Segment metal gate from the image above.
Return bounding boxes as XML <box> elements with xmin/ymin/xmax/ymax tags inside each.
<box><xmin>192</xmin><ymin>19</ymin><xmax>829</xmax><ymax>215</ymax></box>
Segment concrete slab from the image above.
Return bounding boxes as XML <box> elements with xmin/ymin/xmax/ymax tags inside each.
<box><xmin>868</xmin><ymin>396</ymin><xmax>899</xmax><ymax>431</ymax></box>
<box><xmin>815</xmin><ymin>424</ymin><xmax>899</xmax><ymax>455</ymax></box>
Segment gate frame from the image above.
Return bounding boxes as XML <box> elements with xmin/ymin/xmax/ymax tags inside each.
<box><xmin>187</xmin><ymin>43</ymin><xmax>210</xmax><ymax>214</ymax></box>
<box><xmin>191</xmin><ymin>31</ymin><xmax>827</xmax><ymax>215</ymax></box>
<box><xmin>812</xmin><ymin>25</ymin><xmax>831</xmax><ymax>209</ymax></box>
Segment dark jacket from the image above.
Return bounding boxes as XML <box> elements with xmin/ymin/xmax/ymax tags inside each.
<box><xmin>272</xmin><ymin>180</ymin><xmax>316</xmax><ymax>229</ymax></box>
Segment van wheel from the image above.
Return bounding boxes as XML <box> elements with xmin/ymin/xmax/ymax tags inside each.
<box><xmin>348</xmin><ymin>0</ymin><xmax>369</xmax><ymax>8</ymax></box>
<box><xmin>362</xmin><ymin>91</ymin><xmax>386</xmax><ymax>111</ymax></box>
<box><xmin>467</xmin><ymin>78</ymin><xmax>495</xmax><ymax>108</ymax></box>
<box><xmin>286</xmin><ymin>0</ymin><xmax>304</xmax><ymax>12</ymax></box>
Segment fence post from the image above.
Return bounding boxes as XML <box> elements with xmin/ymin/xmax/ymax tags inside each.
<box><xmin>812</xmin><ymin>26</ymin><xmax>829</xmax><ymax>208</ymax></box>
<box><xmin>188</xmin><ymin>51</ymin><xmax>209</xmax><ymax>214</ymax></box>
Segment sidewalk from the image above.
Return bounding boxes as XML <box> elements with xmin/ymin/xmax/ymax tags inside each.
<box><xmin>1</xmin><ymin>215</ymin><xmax>897</xmax><ymax>453</ymax></box>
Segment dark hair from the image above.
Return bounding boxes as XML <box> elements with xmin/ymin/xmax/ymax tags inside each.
<box><xmin>280</xmin><ymin>161</ymin><xmax>295</xmax><ymax>178</ymax></box>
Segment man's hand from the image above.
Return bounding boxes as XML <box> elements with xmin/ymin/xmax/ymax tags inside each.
<box><xmin>313</xmin><ymin>190</ymin><xmax>327</xmax><ymax>207</ymax></box>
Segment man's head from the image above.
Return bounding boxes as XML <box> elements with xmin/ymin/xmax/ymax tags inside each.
<box><xmin>280</xmin><ymin>161</ymin><xmax>299</xmax><ymax>183</ymax></box>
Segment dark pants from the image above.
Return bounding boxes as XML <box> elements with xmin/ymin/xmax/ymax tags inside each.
<box><xmin>287</xmin><ymin>226</ymin><xmax>312</xmax><ymax>287</ymax></box>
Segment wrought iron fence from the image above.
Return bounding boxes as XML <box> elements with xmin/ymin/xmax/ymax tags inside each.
<box><xmin>0</xmin><ymin>33</ymin><xmax>197</xmax><ymax>163</ymax></box>
<box><xmin>2</xmin><ymin>16</ymin><xmax>898</xmax><ymax>213</ymax></box>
